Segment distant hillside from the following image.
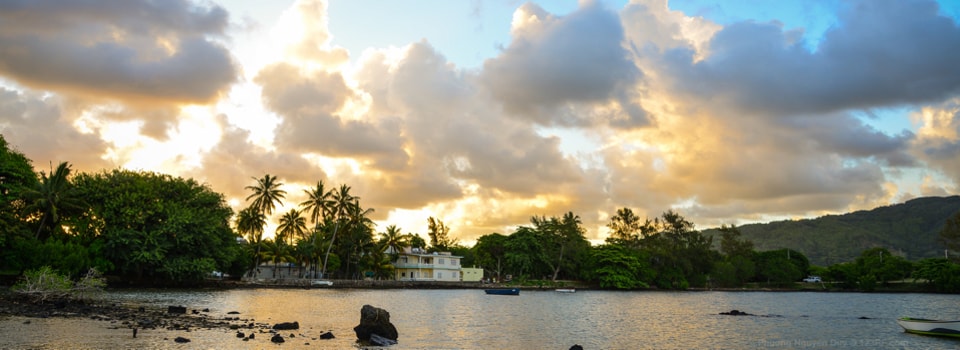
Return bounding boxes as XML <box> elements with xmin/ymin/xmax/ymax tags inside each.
<box><xmin>703</xmin><ymin>196</ymin><xmax>960</xmax><ymax>266</ymax></box>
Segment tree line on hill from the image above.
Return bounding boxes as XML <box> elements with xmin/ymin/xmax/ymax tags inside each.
<box><xmin>1</xmin><ymin>134</ymin><xmax>959</xmax><ymax>292</ymax></box>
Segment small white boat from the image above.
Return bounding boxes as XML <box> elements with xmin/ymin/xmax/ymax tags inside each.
<box><xmin>896</xmin><ymin>317</ymin><xmax>960</xmax><ymax>338</ymax></box>
<box><xmin>555</xmin><ymin>288</ymin><xmax>576</xmax><ymax>293</ymax></box>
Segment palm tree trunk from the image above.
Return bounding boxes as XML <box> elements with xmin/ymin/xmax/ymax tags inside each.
<box><xmin>321</xmin><ymin>222</ymin><xmax>340</xmax><ymax>279</ymax></box>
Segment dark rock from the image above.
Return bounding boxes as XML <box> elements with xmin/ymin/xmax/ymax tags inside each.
<box><xmin>248</xmin><ymin>333</ymin><xmax>255</xmax><ymax>340</ymax></box>
<box><xmin>191</xmin><ymin>309</ymin><xmax>199</xmax><ymax>314</ymax></box>
<box><xmin>289</xmin><ymin>333</ymin><xmax>296</xmax><ymax>338</ymax></box>
<box><xmin>353</xmin><ymin>305</ymin><xmax>398</xmax><ymax>343</ymax></box>
<box><xmin>720</xmin><ymin>310</ymin><xmax>752</xmax><ymax>316</ymax></box>
<box><xmin>236</xmin><ymin>331</ymin><xmax>245</xmax><ymax>338</ymax></box>
<box><xmin>319</xmin><ymin>331</ymin><xmax>335</xmax><ymax>339</ymax></box>
<box><xmin>859</xmin><ymin>316</ymin><xmax>872</xmax><ymax>319</ymax></box>
<box><xmin>137</xmin><ymin>306</ymin><xmax>145</xmax><ymax>312</ymax></box>
<box><xmin>174</xmin><ymin>337</ymin><xmax>191</xmax><ymax>343</ymax></box>
<box><xmin>167</xmin><ymin>306</ymin><xmax>187</xmax><ymax>314</ymax></box>
<box><xmin>227</xmin><ymin>311</ymin><xmax>240</xmax><ymax>314</ymax></box>
<box><xmin>570</xmin><ymin>345</ymin><xmax>584</xmax><ymax>350</ymax></box>
<box><xmin>273</xmin><ymin>321</ymin><xmax>299</xmax><ymax>330</ymax></box>
<box><xmin>370</xmin><ymin>333</ymin><xmax>398</xmax><ymax>346</ymax></box>
<box><xmin>271</xmin><ymin>334</ymin><xmax>285</xmax><ymax>343</ymax></box>
<box><xmin>202</xmin><ymin>308</ymin><xmax>210</xmax><ymax>312</ymax></box>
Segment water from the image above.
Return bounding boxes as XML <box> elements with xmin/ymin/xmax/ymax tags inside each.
<box><xmin>1</xmin><ymin>289</ymin><xmax>958</xmax><ymax>349</ymax></box>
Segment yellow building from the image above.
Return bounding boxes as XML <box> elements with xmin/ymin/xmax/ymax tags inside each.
<box><xmin>460</xmin><ymin>267</ymin><xmax>483</xmax><ymax>282</ymax></box>
<box><xmin>394</xmin><ymin>247</ymin><xmax>462</xmax><ymax>281</ymax></box>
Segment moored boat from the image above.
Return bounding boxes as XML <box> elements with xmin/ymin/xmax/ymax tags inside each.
<box><xmin>896</xmin><ymin>317</ymin><xmax>960</xmax><ymax>338</ymax></box>
<box><xmin>484</xmin><ymin>288</ymin><xmax>520</xmax><ymax>295</ymax></box>
<box><xmin>555</xmin><ymin>288</ymin><xmax>576</xmax><ymax>293</ymax></box>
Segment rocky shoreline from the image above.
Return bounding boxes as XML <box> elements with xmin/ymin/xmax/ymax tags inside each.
<box><xmin>0</xmin><ymin>291</ymin><xmax>336</xmax><ymax>345</ymax></box>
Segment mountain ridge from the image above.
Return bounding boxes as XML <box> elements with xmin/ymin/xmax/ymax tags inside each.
<box><xmin>703</xmin><ymin>195</ymin><xmax>960</xmax><ymax>266</ymax></box>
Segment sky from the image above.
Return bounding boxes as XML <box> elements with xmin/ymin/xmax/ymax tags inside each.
<box><xmin>2</xmin><ymin>0</ymin><xmax>960</xmax><ymax>245</ymax></box>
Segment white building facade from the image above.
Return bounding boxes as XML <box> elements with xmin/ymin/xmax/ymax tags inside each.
<box><xmin>394</xmin><ymin>247</ymin><xmax>462</xmax><ymax>282</ymax></box>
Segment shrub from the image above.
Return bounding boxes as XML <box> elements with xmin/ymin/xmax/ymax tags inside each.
<box><xmin>11</xmin><ymin>266</ymin><xmax>105</xmax><ymax>303</ymax></box>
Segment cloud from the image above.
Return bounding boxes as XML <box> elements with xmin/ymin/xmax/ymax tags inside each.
<box><xmin>661</xmin><ymin>0</ymin><xmax>960</xmax><ymax>116</ymax></box>
<box><xmin>0</xmin><ymin>0</ymin><xmax>238</xmax><ymax>105</ymax></box>
<box><xmin>912</xmin><ymin>99</ymin><xmax>960</xmax><ymax>186</ymax></box>
<box><xmin>480</xmin><ymin>2</ymin><xmax>648</xmax><ymax>128</ymax></box>
<box><xmin>184</xmin><ymin>115</ymin><xmax>320</xmax><ymax>206</ymax></box>
<box><xmin>0</xmin><ymin>87</ymin><xmax>110</xmax><ymax>172</ymax></box>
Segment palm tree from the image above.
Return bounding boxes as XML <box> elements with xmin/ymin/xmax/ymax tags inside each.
<box><xmin>277</xmin><ymin>209</ymin><xmax>307</xmax><ymax>246</ymax></box>
<box><xmin>343</xmin><ymin>202</ymin><xmax>376</xmax><ymax>278</ymax></box>
<box><xmin>245</xmin><ymin>174</ymin><xmax>286</xmax><ymax>217</ymax></box>
<box><xmin>236</xmin><ymin>207</ymin><xmax>266</xmax><ymax>277</ymax></box>
<box><xmin>300</xmin><ymin>181</ymin><xmax>333</xmax><ymax>227</ymax></box>
<box><xmin>261</xmin><ymin>239</ymin><xmax>293</xmax><ymax>278</ymax></box>
<box><xmin>379</xmin><ymin>225</ymin><xmax>410</xmax><ymax>261</ymax></box>
<box><xmin>23</xmin><ymin>162</ymin><xmax>85</xmax><ymax>241</ymax></box>
<box><xmin>321</xmin><ymin>184</ymin><xmax>356</xmax><ymax>279</ymax></box>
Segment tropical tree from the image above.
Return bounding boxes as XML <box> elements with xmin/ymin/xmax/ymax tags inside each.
<box><xmin>245</xmin><ymin>174</ymin><xmax>287</xmax><ymax>218</ymax></box>
<box><xmin>586</xmin><ymin>244</ymin><xmax>651</xmax><ymax>289</ymax></box>
<box><xmin>940</xmin><ymin>210</ymin><xmax>960</xmax><ymax>262</ymax></box>
<box><xmin>340</xmin><ymin>201</ymin><xmax>376</xmax><ymax>278</ymax></box>
<box><xmin>277</xmin><ymin>209</ymin><xmax>307</xmax><ymax>246</ymax></box>
<box><xmin>379</xmin><ymin>225</ymin><xmax>409</xmax><ymax>261</ymax></box>
<box><xmin>531</xmin><ymin>212</ymin><xmax>590</xmax><ymax>281</ymax></box>
<box><xmin>321</xmin><ymin>184</ymin><xmax>355</xmax><ymax>278</ymax></box>
<box><xmin>406</xmin><ymin>233</ymin><xmax>427</xmax><ymax>250</ymax></box>
<box><xmin>473</xmin><ymin>233</ymin><xmax>509</xmax><ymax>282</ymax></box>
<box><xmin>22</xmin><ymin>162</ymin><xmax>85</xmax><ymax>241</ymax></box>
<box><xmin>427</xmin><ymin>217</ymin><xmax>458</xmax><ymax>251</ymax></box>
<box><xmin>0</xmin><ymin>134</ymin><xmax>37</xmax><ymax>248</ymax></box>
<box><xmin>261</xmin><ymin>239</ymin><xmax>293</xmax><ymax>278</ymax></box>
<box><xmin>503</xmin><ymin>227</ymin><xmax>546</xmax><ymax>280</ymax></box>
<box><xmin>72</xmin><ymin>169</ymin><xmax>237</xmax><ymax>283</ymax></box>
<box><xmin>236</xmin><ymin>207</ymin><xmax>266</xmax><ymax>277</ymax></box>
<box><xmin>300</xmin><ymin>180</ymin><xmax>333</xmax><ymax>228</ymax></box>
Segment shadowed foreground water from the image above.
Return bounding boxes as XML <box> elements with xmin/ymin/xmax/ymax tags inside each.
<box><xmin>1</xmin><ymin>289</ymin><xmax>958</xmax><ymax>349</ymax></box>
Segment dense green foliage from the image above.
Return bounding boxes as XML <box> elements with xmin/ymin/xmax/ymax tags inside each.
<box><xmin>2</xmin><ymin>134</ymin><xmax>959</xmax><ymax>292</ymax></box>
<box><xmin>704</xmin><ymin>196</ymin><xmax>960</xmax><ymax>265</ymax></box>
<box><xmin>71</xmin><ymin>170</ymin><xmax>240</xmax><ymax>282</ymax></box>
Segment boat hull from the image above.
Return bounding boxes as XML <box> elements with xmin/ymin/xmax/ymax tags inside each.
<box><xmin>897</xmin><ymin>318</ymin><xmax>960</xmax><ymax>338</ymax></box>
<box><xmin>555</xmin><ymin>288</ymin><xmax>576</xmax><ymax>293</ymax></box>
<box><xmin>484</xmin><ymin>288</ymin><xmax>520</xmax><ymax>295</ymax></box>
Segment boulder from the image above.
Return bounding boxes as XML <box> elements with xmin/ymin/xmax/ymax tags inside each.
<box><xmin>174</xmin><ymin>337</ymin><xmax>191</xmax><ymax>343</ymax></box>
<box><xmin>319</xmin><ymin>331</ymin><xmax>335</xmax><ymax>339</ymax></box>
<box><xmin>271</xmin><ymin>334</ymin><xmax>285</xmax><ymax>343</ymax></box>
<box><xmin>719</xmin><ymin>310</ymin><xmax>752</xmax><ymax>316</ymax></box>
<box><xmin>167</xmin><ymin>306</ymin><xmax>187</xmax><ymax>314</ymax></box>
<box><xmin>273</xmin><ymin>321</ymin><xmax>299</xmax><ymax>330</ymax></box>
<box><xmin>353</xmin><ymin>305</ymin><xmax>399</xmax><ymax>343</ymax></box>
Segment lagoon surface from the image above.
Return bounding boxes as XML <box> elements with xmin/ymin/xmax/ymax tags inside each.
<box><xmin>1</xmin><ymin>289</ymin><xmax>958</xmax><ymax>349</ymax></box>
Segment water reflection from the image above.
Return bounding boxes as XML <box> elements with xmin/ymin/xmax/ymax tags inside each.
<box><xmin>1</xmin><ymin>289</ymin><xmax>958</xmax><ymax>349</ymax></box>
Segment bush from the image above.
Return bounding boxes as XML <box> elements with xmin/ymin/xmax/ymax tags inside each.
<box><xmin>11</xmin><ymin>266</ymin><xmax>105</xmax><ymax>303</ymax></box>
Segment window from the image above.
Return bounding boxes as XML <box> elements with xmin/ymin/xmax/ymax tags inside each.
<box><xmin>452</xmin><ymin>259</ymin><xmax>459</xmax><ymax>265</ymax></box>
<box><xmin>439</xmin><ymin>258</ymin><xmax>445</xmax><ymax>265</ymax></box>
<box><xmin>437</xmin><ymin>272</ymin><xmax>443</xmax><ymax>279</ymax></box>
